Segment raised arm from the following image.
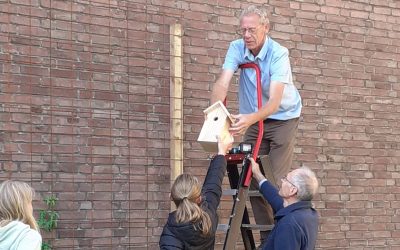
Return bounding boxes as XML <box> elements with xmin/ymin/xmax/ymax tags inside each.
<box><xmin>210</xmin><ymin>69</ymin><xmax>235</xmax><ymax>105</ymax></box>
<box><xmin>201</xmin><ymin>134</ymin><xmax>233</xmax><ymax>212</ymax></box>
<box><xmin>250</xmin><ymin>158</ymin><xmax>284</xmax><ymax>213</ymax></box>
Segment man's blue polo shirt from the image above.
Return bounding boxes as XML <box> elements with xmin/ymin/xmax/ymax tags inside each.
<box><xmin>222</xmin><ymin>36</ymin><xmax>302</xmax><ymax>120</ymax></box>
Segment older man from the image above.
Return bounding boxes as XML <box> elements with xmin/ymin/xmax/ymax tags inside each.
<box><xmin>250</xmin><ymin>158</ymin><xmax>319</xmax><ymax>250</ymax></box>
<box><xmin>210</xmin><ymin>5</ymin><xmax>302</xmax><ymax>244</ymax></box>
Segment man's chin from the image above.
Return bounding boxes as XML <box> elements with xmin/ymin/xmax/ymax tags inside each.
<box><xmin>245</xmin><ymin>42</ymin><xmax>254</xmax><ymax>48</ymax></box>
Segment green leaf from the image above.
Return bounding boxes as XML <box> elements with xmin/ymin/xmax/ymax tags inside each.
<box><xmin>41</xmin><ymin>242</ymin><xmax>52</xmax><ymax>250</ymax></box>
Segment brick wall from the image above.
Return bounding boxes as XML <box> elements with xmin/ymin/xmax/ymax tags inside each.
<box><xmin>0</xmin><ymin>0</ymin><xmax>399</xmax><ymax>249</ymax></box>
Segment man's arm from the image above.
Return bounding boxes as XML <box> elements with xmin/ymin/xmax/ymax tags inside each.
<box><xmin>210</xmin><ymin>69</ymin><xmax>235</xmax><ymax>105</ymax></box>
<box><xmin>250</xmin><ymin>158</ymin><xmax>284</xmax><ymax>213</ymax></box>
<box><xmin>229</xmin><ymin>81</ymin><xmax>285</xmax><ymax>135</ymax></box>
<box><xmin>255</xmin><ymin>80</ymin><xmax>285</xmax><ymax>120</ymax></box>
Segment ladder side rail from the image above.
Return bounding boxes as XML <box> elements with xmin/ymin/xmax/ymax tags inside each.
<box><xmin>239</xmin><ymin>63</ymin><xmax>264</xmax><ymax>187</ymax></box>
<box><xmin>224</xmin><ymin>158</ymin><xmax>255</xmax><ymax>250</ymax></box>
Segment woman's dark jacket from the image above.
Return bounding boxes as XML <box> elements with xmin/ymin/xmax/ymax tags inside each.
<box><xmin>260</xmin><ymin>180</ymin><xmax>319</xmax><ymax>250</ymax></box>
<box><xmin>159</xmin><ymin>155</ymin><xmax>226</xmax><ymax>250</ymax></box>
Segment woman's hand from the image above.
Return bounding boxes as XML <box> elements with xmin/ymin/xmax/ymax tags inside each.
<box><xmin>217</xmin><ymin>133</ymin><xmax>234</xmax><ymax>155</ymax></box>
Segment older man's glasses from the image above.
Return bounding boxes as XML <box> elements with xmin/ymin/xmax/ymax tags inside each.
<box><xmin>237</xmin><ymin>25</ymin><xmax>262</xmax><ymax>36</ymax></box>
<box><xmin>281</xmin><ymin>175</ymin><xmax>297</xmax><ymax>189</ymax></box>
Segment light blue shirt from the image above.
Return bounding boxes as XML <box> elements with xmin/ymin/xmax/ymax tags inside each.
<box><xmin>223</xmin><ymin>37</ymin><xmax>302</xmax><ymax>120</ymax></box>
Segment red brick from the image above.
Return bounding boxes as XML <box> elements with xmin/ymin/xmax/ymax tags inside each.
<box><xmin>1</xmin><ymin>1</ymin><xmax>399</xmax><ymax>249</ymax></box>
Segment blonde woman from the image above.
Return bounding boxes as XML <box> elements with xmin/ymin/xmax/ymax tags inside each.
<box><xmin>0</xmin><ymin>180</ymin><xmax>42</xmax><ymax>250</ymax></box>
<box><xmin>159</xmin><ymin>135</ymin><xmax>233</xmax><ymax>249</ymax></box>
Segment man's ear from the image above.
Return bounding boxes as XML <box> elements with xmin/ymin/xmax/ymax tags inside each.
<box><xmin>264</xmin><ymin>23</ymin><xmax>270</xmax><ymax>33</ymax></box>
<box><xmin>290</xmin><ymin>186</ymin><xmax>298</xmax><ymax>197</ymax></box>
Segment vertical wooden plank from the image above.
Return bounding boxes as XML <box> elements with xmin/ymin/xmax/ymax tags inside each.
<box><xmin>170</xmin><ymin>24</ymin><xmax>183</xmax><ymax>200</ymax></box>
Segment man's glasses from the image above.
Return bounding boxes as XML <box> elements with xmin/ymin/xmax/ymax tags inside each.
<box><xmin>237</xmin><ymin>25</ymin><xmax>262</xmax><ymax>36</ymax></box>
<box><xmin>281</xmin><ymin>175</ymin><xmax>297</xmax><ymax>189</ymax></box>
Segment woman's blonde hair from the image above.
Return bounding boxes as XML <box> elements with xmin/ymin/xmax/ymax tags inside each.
<box><xmin>171</xmin><ymin>174</ymin><xmax>212</xmax><ymax>236</ymax></box>
<box><xmin>0</xmin><ymin>180</ymin><xmax>39</xmax><ymax>231</ymax></box>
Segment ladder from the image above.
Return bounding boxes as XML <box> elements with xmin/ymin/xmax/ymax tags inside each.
<box><xmin>218</xmin><ymin>63</ymin><xmax>277</xmax><ymax>249</ymax></box>
<box><xmin>219</xmin><ymin>151</ymin><xmax>277</xmax><ymax>250</ymax></box>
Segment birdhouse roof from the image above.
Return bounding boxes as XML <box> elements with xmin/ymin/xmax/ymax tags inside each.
<box><xmin>203</xmin><ymin>100</ymin><xmax>234</xmax><ymax>123</ymax></box>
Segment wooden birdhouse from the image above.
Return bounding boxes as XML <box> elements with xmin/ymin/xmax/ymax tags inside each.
<box><xmin>197</xmin><ymin>101</ymin><xmax>234</xmax><ymax>152</ymax></box>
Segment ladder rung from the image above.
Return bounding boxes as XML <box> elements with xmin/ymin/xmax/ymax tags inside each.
<box><xmin>241</xmin><ymin>224</ymin><xmax>274</xmax><ymax>231</ymax></box>
<box><xmin>222</xmin><ymin>189</ymin><xmax>237</xmax><ymax>196</ymax></box>
<box><xmin>217</xmin><ymin>224</ymin><xmax>229</xmax><ymax>232</ymax></box>
<box><xmin>248</xmin><ymin>190</ymin><xmax>262</xmax><ymax>197</ymax></box>
<box><xmin>223</xmin><ymin>190</ymin><xmax>262</xmax><ymax>197</ymax></box>
<box><xmin>218</xmin><ymin>223</ymin><xmax>274</xmax><ymax>232</ymax></box>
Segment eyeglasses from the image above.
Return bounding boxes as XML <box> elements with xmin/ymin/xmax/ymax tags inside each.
<box><xmin>237</xmin><ymin>25</ymin><xmax>262</xmax><ymax>36</ymax></box>
<box><xmin>281</xmin><ymin>175</ymin><xmax>297</xmax><ymax>189</ymax></box>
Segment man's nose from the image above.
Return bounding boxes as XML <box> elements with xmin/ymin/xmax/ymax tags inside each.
<box><xmin>243</xmin><ymin>30</ymin><xmax>252</xmax><ymax>38</ymax></box>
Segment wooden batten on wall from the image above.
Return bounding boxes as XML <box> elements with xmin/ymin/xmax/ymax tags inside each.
<box><xmin>169</xmin><ymin>23</ymin><xmax>183</xmax><ymax>199</ymax></box>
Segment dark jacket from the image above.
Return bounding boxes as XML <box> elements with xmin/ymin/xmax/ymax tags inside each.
<box><xmin>260</xmin><ymin>181</ymin><xmax>318</xmax><ymax>250</ymax></box>
<box><xmin>159</xmin><ymin>155</ymin><xmax>227</xmax><ymax>250</ymax></box>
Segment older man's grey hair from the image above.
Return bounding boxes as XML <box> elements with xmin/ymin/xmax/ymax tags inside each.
<box><xmin>239</xmin><ymin>5</ymin><xmax>270</xmax><ymax>25</ymax></box>
<box><xmin>291</xmin><ymin>166</ymin><xmax>319</xmax><ymax>201</ymax></box>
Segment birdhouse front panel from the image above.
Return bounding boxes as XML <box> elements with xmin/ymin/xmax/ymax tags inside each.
<box><xmin>197</xmin><ymin>101</ymin><xmax>233</xmax><ymax>152</ymax></box>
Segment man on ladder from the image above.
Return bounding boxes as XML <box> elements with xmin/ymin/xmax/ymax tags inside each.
<box><xmin>210</xmin><ymin>5</ymin><xmax>302</xmax><ymax>249</ymax></box>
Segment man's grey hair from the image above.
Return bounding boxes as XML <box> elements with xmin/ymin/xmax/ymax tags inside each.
<box><xmin>239</xmin><ymin>5</ymin><xmax>270</xmax><ymax>25</ymax></box>
<box><xmin>291</xmin><ymin>166</ymin><xmax>319</xmax><ymax>201</ymax></box>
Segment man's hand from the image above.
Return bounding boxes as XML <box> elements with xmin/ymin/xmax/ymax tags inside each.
<box><xmin>249</xmin><ymin>158</ymin><xmax>265</xmax><ymax>183</ymax></box>
<box><xmin>229</xmin><ymin>113</ymin><xmax>257</xmax><ymax>136</ymax></box>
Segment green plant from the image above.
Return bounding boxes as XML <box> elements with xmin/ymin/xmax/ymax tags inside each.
<box><xmin>38</xmin><ymin>195</ymin><xmax>59</xmax><ymax>250</ymax></box>
<box><xmin>41</xmin><ymin>242</ymin><xmax>52</xmax><ymax>250</ymax></box>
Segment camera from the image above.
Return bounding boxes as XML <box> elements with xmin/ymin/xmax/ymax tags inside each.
<box><xmin>228</xmin><ymin>143</ymin><xmax>253</xmax><ymax>154</ymax></box>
